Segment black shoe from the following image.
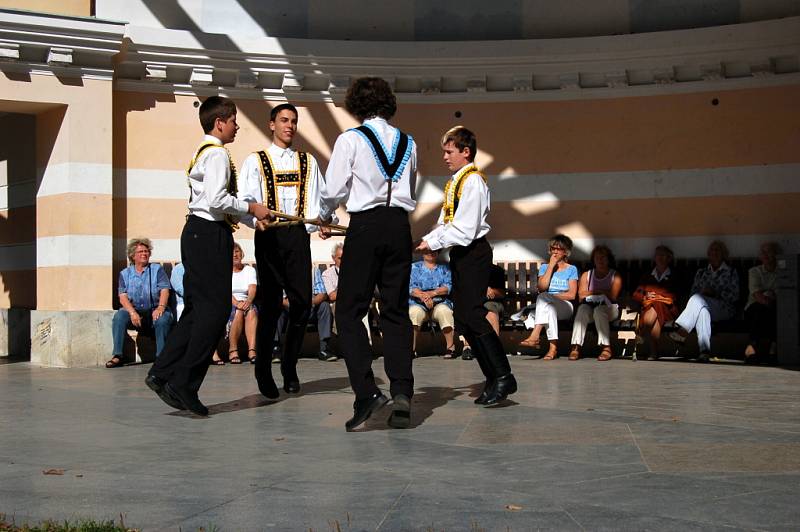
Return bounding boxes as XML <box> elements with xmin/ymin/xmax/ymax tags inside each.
<box><xmin>145</xmin><ymin>374</ymin><xmax>185</xmax><ymax>410</ymax></box>
<box><xmin>473</xmin><ymin>380</ymin><xmax>494</xmax><ymax>405</ymax></box>
<box><xmin>697</xmin><ymin>351</ymin><xmax>710</xmax><ymax>363</ymax></box>
<box><xmin>283</xmin><ymin>380</ymin><xmax>300</xmax><ymax>394</ymax></box>
<box><xmin>388</xmin><ymin>394</ymin><xmax>411</xmax><ymax>429</ymax></box>
<box><xmin>255</xmin><ymin>365</ymin><xmax>279</xmax><ymax>399</ymax></box>
<box><xmin>319</xmin><ymin>350</ymin><xmax>338</xmax><ymax>362</ymax></box>
<box><xmin>461</xmin><ymin>346</ymin><xmax>474</xmax><ymax>360</ymax></box>
<box><xmin>483</xmin><ymin>374</ymin><xmax>518</xmax><ymax>406</ymax></box>
<box><xmin>345</xmin><ymin>393</ymin><xmax>389</xmax><ymax>431</ymax></box>
<box><xmin>165</xmin><ymin>383</ymin><xmax>208</xmax><ymax>416</ymax></box>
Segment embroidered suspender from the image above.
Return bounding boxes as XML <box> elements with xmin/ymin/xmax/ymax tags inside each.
<box><xmin>256</xmin><ymin>150</ymin><xmax>310</xmax><ymax>218</ymax></box>
<box><xmin>350</xmin><ymin>124</ymin><xmax>414</xmax><ymax>207</ymax></box>
<box><xmin>442</xmin><ymin>164</ymin><xmax>487</xmax><ymax>224</ymax></box>
<box><xmin>186</xmin><ymin>143</ymin><xmax>239</xmax><ymax>232</ymax></box>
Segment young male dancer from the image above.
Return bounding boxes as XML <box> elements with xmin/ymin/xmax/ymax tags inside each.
<box><xmin>146</xmin><ymin>96</ymin><xmax>271</xmax><ymax>416</ymax></box>
<box><xmin>318</xmin><ymin>77</ymin><xmax>417</xmax><ymax>431</ymax></box>
<box><xmin>416</xmin><ymin>126</ymin><xmax>517</xmax><ymax>406</ymax></box>
<box><xmin>239</xmin><ymin>103</ymin><xmax>327</xmax><ymax>397</ymax></box>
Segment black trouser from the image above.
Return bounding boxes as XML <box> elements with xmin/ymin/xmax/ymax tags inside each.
<box><xmin>745</xmin><ymin>302</ymin><xmax>777</xmax><ymax>344</ymax></box>
<box><xmin>337</xmin><ymin>206</ymin><xmax>413</xmax><ymax>400</ymax></box>
<box><xmin>150</xmin><ymin>216</ymin><xmax>232</xmax><ymax>392</ymax></box>
<box><xmin>254</xmin><ymin>225</ymin><xmax>311</xmax><ymax>382</ymax></box>
<box><xmin>450</xmin><ymin>237</ymin><xmax>494</xmax><ymax>338</ymax></box>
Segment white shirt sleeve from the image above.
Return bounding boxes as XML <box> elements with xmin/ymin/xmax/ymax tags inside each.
<box><xmin>204</xmin><ymin>148</ymin><xmax>250</xmax><ymax>217</ymax></box>
<box><xmin>423</xmin><ymin>174</ymin><xmax>487</xmax><ymax>250</ymax></box>
<box><xmin>320</xmin><ymin>133</ymin><xmax>355</xmax><ymax>221</ymax></box>
<box><xmin>244</xmin><ymin>265</ymin><xmax>258</xmax><ymax>286</ymax></box>
<box><xmin>304</xmin><ymin>155</ymin><xmax>337</xmax><ymax>232</ymax></box>
<box><xmin>237</xmin><ymin>153</ymin><xmax>263</xmax><ymax>229</ymax></box>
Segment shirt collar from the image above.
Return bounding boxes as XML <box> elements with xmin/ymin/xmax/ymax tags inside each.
<box><xmin>651</xmin><ymin>266</ymin><xmax>671</xmax><ymax>281</ymax></box>
<box><xmin>363</xmin><ymin>116</ymin><xmax>387</xmax><ymax>126</ymax></box>
<box><xmin>203</xmin><ymin>134</ymin><xmax>223</xmax><ymax>146</ymax></box>
<box><xmin>268</xmin><ymin>144</ymin><xmax>294</xmax><ymax>159</ymax></box>
<box><xmin>707</xmin><ymin>262</ymin><xmax>730</xmax><ymax>273</ymax></box>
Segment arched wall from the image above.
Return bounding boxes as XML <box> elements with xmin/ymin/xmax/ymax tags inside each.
<box><xmin>114</xmin><ymin>83</ymin><xmax>800</xmax><ymax>265</ymax></box>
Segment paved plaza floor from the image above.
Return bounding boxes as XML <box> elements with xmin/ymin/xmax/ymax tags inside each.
<box><xmin>1</xmin><ymin>354</ymin><xmax>799</xmax><ymax>531</ymax></box>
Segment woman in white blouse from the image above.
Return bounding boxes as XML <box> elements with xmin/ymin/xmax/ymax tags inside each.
<box><xmin>215</xmin><ymin>242</ymin><xmax>259</xmax><ymax>365</ymax></box>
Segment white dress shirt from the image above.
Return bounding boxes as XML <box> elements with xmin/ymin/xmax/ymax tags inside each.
<box><xmin>188</xmin><ymin>135</ymin><xmax>250</xmax><ymax>222</ymax></box>
<box><xmin>238</xmin><ymin>144</ymin><xmax>325</xmax><ymax>232</ymax></box>
<box><xmin>423</xmin><ymin>164</ymin><xmax>491</xmax><ymax>250</ymax></box>
<box><xmin>320</xmin><ymin>117</ymin><xmax>417</xmax><ymax>219</ymax></box>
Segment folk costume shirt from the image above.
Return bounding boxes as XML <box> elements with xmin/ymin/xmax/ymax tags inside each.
<box><xmin>320</xmin><ymin>117</ymin><xmax>417</xmax><ymax>219</ymax></box>
<box><xmin>423</xmin><ymin>163</ymin><xmax>491</xmax><ymax>250</ymax></box>
<box><xmin>238</xmin><ymin>144</ymin><xmax>325</xmax><ymax>232</ymax></box>
<box><xmin>188</xmin><ymin>135</ymin><xmax>250</xmax><ymax>222</ymax></box>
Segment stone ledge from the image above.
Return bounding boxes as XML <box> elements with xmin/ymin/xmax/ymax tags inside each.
<box><xmin>30</xmin><ymin>310</ymin><xmax>114</xmax><ymax>368</ymax></box>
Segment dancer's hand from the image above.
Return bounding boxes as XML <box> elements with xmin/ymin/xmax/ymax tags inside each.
<box><xmin>415</xmin><ymin>240</ymin><xmax>431</xmax><ymax>253</ymax></box>
<box><xmin>255</xmin><ymin>220</ymin><xmax>270</xmax><ymax>231</ymax></box>
<box><xmin>318</xmin><ymin>217</ymin><xmax>332</xmax><ymax>240</ymax></box>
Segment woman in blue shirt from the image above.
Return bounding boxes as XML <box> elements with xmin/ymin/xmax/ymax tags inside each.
<box><xmin>519</xmin><ymin>234</ymin><xmax>578</xmax><ymax>359</ymax></box>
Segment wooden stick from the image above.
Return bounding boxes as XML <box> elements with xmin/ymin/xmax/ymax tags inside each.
<box><xmin>269</xmin><ymin>210</ymin><xmax>348</xmax><ymax>231</ymax></box>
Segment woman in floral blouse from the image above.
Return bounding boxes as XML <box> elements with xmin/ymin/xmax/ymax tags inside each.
<box><xmin>668</xmin><ymin>240</ymin><xmax>739</xmax><ymax>361</ymax></box>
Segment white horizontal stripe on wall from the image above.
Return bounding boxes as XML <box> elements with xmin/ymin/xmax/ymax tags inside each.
<box><xmin>37</xmin><ymin>163</ymin><xmax>113</xmax><ymax>198</ymax></box>
<box><xmin>490</xmin><ymin>234</ymin><xmax>800</xmax><ymax>262</ymax></box>
<box><xmin>0</xmin><ymin>243</ymin><xmax>35</xmax><ymax>271</ymax></box>
<box><xmin>117</xmin><ymin>164</ymin><xmax>800</xmax><ymax>203</ymax></box>
<box><xmin>36</xmin><ymin>235</ymin><xmax>113</xmax><ymax>267</ymax></box>
<box><xmin>114</xmin><ymin>169</ymin><xmax>188</xmax><ymax>200</ymax></box>
<box><xmin>136</xmin><ymin>234</ymin><xmax>800</xmax><ymax>267</ymax></box>
<box><xmin>417</xmin><ymin>163</ymin><xmax>800</xmax><ymax>203</ymax></box>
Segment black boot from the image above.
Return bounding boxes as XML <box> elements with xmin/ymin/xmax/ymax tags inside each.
<box><xmin>281</xmin><ymin>323</ymin><xmax>305</xmax><ymax>393</ymax></box>
<box><xmin>254</xmin><ymin>360</ymin><xmax>279</xmax><ymax>399</ymax></box>
<box><xmin>473</xmin><ymin>332</ymin><xmax>517</xmax><ymax>406</ymax></box>
<box><xmin>465</xmin><ymin>333</ymin><xmax>494</xmax><ymax>405</ymax></box>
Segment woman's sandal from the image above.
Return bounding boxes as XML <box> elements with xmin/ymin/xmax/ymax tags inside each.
<box><xmin>519</xmin><ymin>337</ymin><xmax>540</xmax><ymax>348</ymax></box>
<box><xmin>229</xmin><ymin>349</ymin><xmax>242</xmax><ymax>364</ymax></box>
<box><xmin>247</xmin><ymin>348</ymin><xmax>257</xmax><ymax>364</ymax></box>
<box><xmin>211</xmin><ymin>354</ymin><xmax>225</xmax><ymax>366</ymax></box>
<box><xmin>105</xmin><ymin>356</ymin><xmax>124</xmax><ymax>369</ymax></box>
<box><xmin>543</xmin><ymin>345</ymin><xmax>558</xmax><ymax>360</ymax></box>
<box><xmin>568</xmin><ymin>346</ymin><xmax>581</xmax><ymax>360</ymax></box>
<box><xmin>443</xmin><ymin>347</ymin><xmax>457</xmax><ymax>359</ymax></box>
<box><xmin>598</xmin><ymin>346</ymin><xmax>613</xmax><ymax>361</ymax></box>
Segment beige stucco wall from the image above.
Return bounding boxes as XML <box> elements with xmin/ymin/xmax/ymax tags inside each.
<box><xmin>0</xmin><ymin>0</ymin><xmax>91</xmax><ymax>17</ymax></box>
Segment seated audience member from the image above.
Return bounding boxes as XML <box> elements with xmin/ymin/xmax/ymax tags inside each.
<box><xmin>323</xmin><ymin>242</ymin><xmax>373</xmax><ymax>345</ymax></box>
<box><xmin>668</xmin><ymin>240</ymin><xmax>739</xmax><ymax>362</ymax></box>
<box><xmin>743</xmin><ymin>241</ymin><xmax>782</xmax><ymax>363</ymax></box>
<box><xmin>519</xmin><ymin>234</ymin><xmax>578</xmax><ymax>360</ymax></box>
<box><xmin>409</xmin><ymin>249</ymin><xmax>456</xmax><ymax>358</ymax></box>
<box><xmin>632</xmin><ymin>245</ymin><xmax>681</xmax><ymax>360</ymax></box>
<box><xmin>170</xmin><ymin>262</ymin><xmax>185</xmax><ymax>321</ymax></box>
<box><xmin>107</xmin><ymin>238</ymin><xmax>174</xmax><ymax>368</ymax></box>
<box><xmin>461</xmin><ymin>263</ymin><xmax>506</xmax><ymax>360</ymax></box>
<box><xmin>569</xmin><ymin>245</ymin><xmax>622</xmax><ymax>361</ymax></box>
<box><xmin>311</xmin><ymin>265</ymin><xmax>336</xmax><ymax>362</ymax></box>
<box><xmin>215</xmin><ymin>242</ymin><xmax>258</xmax><ymax>365</ymax></box>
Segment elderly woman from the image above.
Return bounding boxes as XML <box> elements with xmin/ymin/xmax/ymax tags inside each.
<box><xmin>632</xmin><ymin>245</ymin><xmax>682</xmax><ymax>360</ymax></box>
<box><xmin>519</xmin><ymin>234</ymin><xmax>578</xmax><ymax>360</ymax></box>
<box><xmin>669</xmin><ymin>240</ymin><xmax>739</xmax><ymax>361</ymax></box>
<box><xmin>107</xmin><ymin>238</ymin><xmax>174</xmax><ymax>368</ymax></box>
<box><xmin>215</xmin><ymin>242</ymin><xmax>258</xmax><ymax>364</ymax></box>
<box><xmin>743</xmin><ymin>242</ymin><xmax>782</xmax><ymax>363</ymax></box>
<box><xmin>569</xmin><ymin>245</ymin><xmax>622</xmax><ymax>361</ymax></box>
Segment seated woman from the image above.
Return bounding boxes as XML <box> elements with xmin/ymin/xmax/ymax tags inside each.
<box><xmin>519</xmin><ymin>234</ymin><xmax>578</xmax><ymax>360</ymax></box>
<box><xmin>408</xmin><ymin>249</ymin><xmax>455</xmax><ymax>358</ymax></box>
<box><xmin>569</xmin><ymin>245</ymin><xmax>622</xmax><ymax>361</ymax></box>
<box><xmin>214</xmin><ymin>242</ymin><xmax>258</xmax><ymax>365</ymax></box>
<box><xmin>743</xmin><ymin>241</ymin><xmax>782</xmax><ymax>363</ymax></box>
<box><xmin>668</xmin><ymin>240</ymin><xmax>739</xmax><ymax>362</ymax></box>
<box><xmin>632</xmin><ymin>245</ymin><xmax>681</xmax><ymax>360</ymax></box>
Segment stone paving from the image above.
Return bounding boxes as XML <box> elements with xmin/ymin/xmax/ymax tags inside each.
<box><xmin>1</xmin><ymin>354</ymin><xmax>799</xmax><ymax>531</ymax></box>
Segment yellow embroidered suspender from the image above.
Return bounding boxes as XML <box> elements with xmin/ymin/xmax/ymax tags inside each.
<box><xmin>186</xmin><ymin>143</ymin><xmax>239</xmax><ymax>232</ymax></box>
<box><xmin>442</xmin><ymin>164</ymin><xmax>487</xmax><ymax>224</ymax></box>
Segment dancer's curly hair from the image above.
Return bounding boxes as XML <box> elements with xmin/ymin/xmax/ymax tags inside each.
<box><xmin>345</xmin><ymin>77</ymin><xmax>397</xmax><ymax>122</ymax></box>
